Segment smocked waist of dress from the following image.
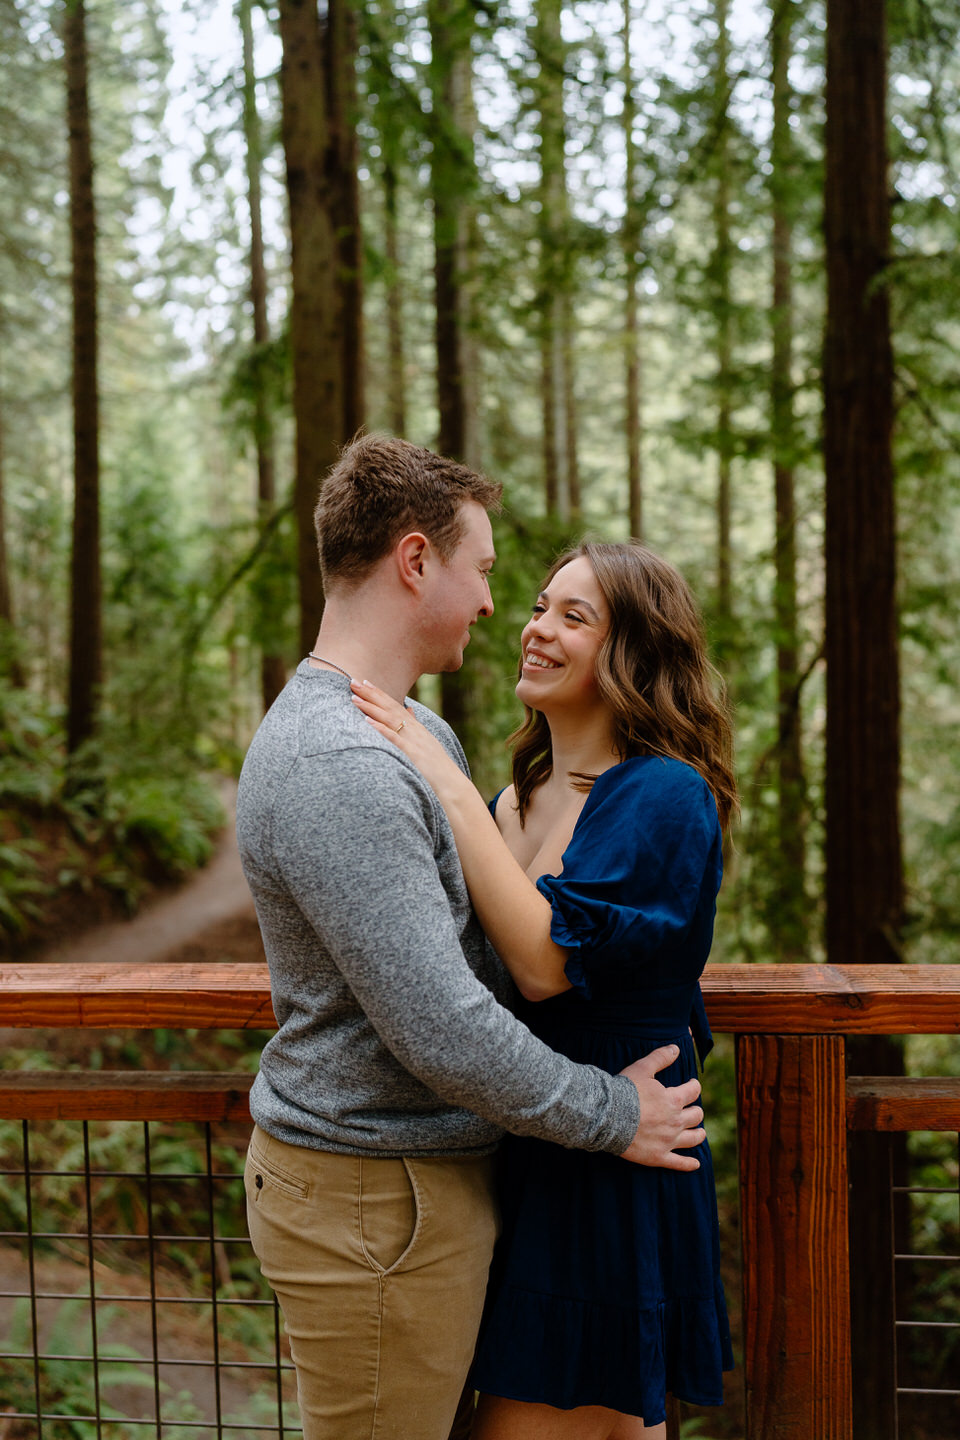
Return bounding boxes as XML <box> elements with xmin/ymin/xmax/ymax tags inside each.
<box><xmin>516</xmin><ymin>982</ymin><xmax>714</xmax><ymax>1063</ymax></box>
<box><xmin>519</xmin><ymin>982</ymin><xmax>702</xmax><ymax>1038</ymax></box>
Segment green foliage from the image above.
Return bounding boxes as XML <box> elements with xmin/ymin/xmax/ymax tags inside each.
<box><xmin>0</xmin><ymin>839</ymin><xmax>51</xmax><ymax>935</ymax></box>
<box><xmin>0</xmin><ymin>679</ymin><xmax>225</xmax><ymax>943</ymax></box>
<box><xmin>0</xmin><ymin>1297</ymin><xmax>162</xmax><ymax>1438</ymax></box>
<box><xmin>108</xmin><ymin>773</ymin><xmax>223</xmax><ymax>877</ymax></box>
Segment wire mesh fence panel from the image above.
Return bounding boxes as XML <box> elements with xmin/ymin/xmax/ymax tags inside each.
<box><xmin>894</xmin><ymin>1130</ymin><xmax>960</xmax><ymax>1440</ymax></box>
<box><xmin>0</xmin><ymin>1116</ymin><xmax>301</xmax><ymax>1439</ymax></box>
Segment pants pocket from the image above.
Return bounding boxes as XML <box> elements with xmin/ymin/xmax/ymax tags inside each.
<box><xmin>245</xmin><ymin>1135</ymin><xmax>311</xmax><ymax>1205</ymax></box>
<box><xmin>358</xmin><ymin>1156</ymin><xmax>420</xmax><ymax>1275</ymax></box>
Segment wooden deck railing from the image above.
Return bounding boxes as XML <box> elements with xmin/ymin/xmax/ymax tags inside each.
<box><xmin>1</xmin><ymin>960</ymin><xmax>958</xmax><ymax>1440</ymax></box>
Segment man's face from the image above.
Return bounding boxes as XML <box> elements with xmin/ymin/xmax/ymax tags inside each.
<box><xmin>421</xmin><ymin>501</ymin><xmax>496</xmax><ymax>673</ymax></box>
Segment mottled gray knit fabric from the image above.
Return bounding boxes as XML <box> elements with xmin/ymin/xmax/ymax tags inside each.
<box><xmin>237</xmin><ymin>661</ymin><xmax>639</xmax><ymax>1158</ymax></box>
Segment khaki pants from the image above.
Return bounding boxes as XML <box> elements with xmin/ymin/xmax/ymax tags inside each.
<box><xmin>244</xmin><ymin>1125</ymin><xmax>499</xmax><ymax>1440</ymax></box>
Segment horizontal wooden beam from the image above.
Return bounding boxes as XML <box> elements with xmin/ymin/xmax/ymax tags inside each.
<box><xmin>0</xmin><ymin>1071</ymin><xmax>254</xmax><ymax>1121</ymax></box>
<box><xmin>0</xmin><ymin>962</ymin><xmax>276</xmax><ymax>1029</ymax></box>
<box><xmin>0</xmin><ymin>961</ymin><xmax>957</xmax><ymax>1034</ymax></box>
<box><xmin>702</xmin><ymin>963</ymin><xmax>960</xmax><ymax>1035</ymax></box>
<box><xmin>846</xmin><ymin>1076</ymin><xmax>960</xmax><ymax>1131</ymax></box>
<box><xmin>3</xmin><ymin>1070</ymin><xmax>955</xmax><ymax>1132</ymax></box>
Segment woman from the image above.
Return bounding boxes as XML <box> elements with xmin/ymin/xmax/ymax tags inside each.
<box><xmin>352</xmin><ymin>541</ymin><xmax>737</xmax><ymax>1439</ymax></box>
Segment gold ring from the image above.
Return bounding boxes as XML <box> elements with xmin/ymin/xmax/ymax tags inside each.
<box><xmin>396</xmin><ymin>720</ymin><xmax>405</xmax><ymax>733</ymax></box>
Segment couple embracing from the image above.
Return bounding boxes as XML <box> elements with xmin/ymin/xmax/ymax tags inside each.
<box><xmin>237</xmin><ymin>434</ymin><xmax>735</xmax><ymax>1440</ymax></box>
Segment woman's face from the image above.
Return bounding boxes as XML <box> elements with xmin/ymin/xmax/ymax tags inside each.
<box><xmin>516</xmin><ymin>555</ymin><xmax>611</xmax><ymax>715</ymax></box>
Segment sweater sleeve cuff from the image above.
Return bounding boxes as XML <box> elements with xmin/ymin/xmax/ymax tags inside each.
<box><xmin>596</xmin><ymin>1072</ymin><xmax>641</xmax><ymax>1154</ymax></box>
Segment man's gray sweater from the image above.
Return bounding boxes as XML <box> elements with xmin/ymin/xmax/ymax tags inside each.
<box><xmin>237</xmin><ymin>661</ymin><xmax>639</xmax><ymax>1158</ymax></box>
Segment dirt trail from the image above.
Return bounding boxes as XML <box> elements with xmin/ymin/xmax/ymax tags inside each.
<box><xmin>31</xmin><ymin>782</ymin><xmax>265</xmax><ymax>969</ymax></box>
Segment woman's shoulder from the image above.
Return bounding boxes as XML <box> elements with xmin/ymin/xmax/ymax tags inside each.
<box><xmin>596</xmin><ymin>754</ymin><xmax>713</xmax><ymax>805</ymax></box>
<box><xmin>491</xmin><ymin>783</ymin><xmax>520</xmax><ymax>829</ymax></box>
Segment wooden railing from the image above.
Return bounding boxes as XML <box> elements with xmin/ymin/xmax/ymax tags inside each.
<box><xmin>1</xmin><ymin>960</ymin><xmax>958</xmax><ymax>1440</ymax></box>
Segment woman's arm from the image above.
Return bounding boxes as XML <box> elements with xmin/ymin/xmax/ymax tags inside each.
<box><xmin>351</xmin><ymin>680</ymin><xmax>571</xmax><ymax>1001</ymax></box>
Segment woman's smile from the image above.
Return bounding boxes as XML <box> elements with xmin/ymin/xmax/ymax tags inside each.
<box><xmin>522</xmin><ymin>648</ymin><xmax>562</xmax><ymax>671</ymax></box>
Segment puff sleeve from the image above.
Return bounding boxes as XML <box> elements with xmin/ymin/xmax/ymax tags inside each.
<box><xmin>536</xmin><ymin>757</ymin><xmax>722</xmax><ymax>998</ymax></box>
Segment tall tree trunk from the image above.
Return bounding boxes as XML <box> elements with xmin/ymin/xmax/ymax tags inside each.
<box><xmin>327</xmin><ymin>0</ymin><xmax>364</xmax><ymax>438</ymax></box>
<box><xmin>428</xmin><ymin>0</ymin><xmax>478</xmax><ymax>469</ymax></box>
<box><xmin>622</xmin><ymin>0</ymin><xmax>643</xmax><ymax>541</ymax></box>
<box><xmin>278</xmin><ymin>0</ymin><xmax>358</xmax><ymax>655</ymax></box>
<box><xmin>0</xmin><ymin>402</ymin><xmax>25</xmax><ymax>687</ymax></box>
<box><xmin>770</xmin><ymin>0</ymin><xmax>806</xmax><ymax>959</ymax></box>
<box><xmin>824</xmin><ymin>0</ymin><xmax>901</xmax><ymax>965</ymax></box>
<box><xmin>427</xmin><ymin>0</ymin><xmax>480</xmax><ymax>731</ymax></box>
<box><xmin>370</xmin><ymin>0</ymin><xmax>407</xmax><ymax>436</ymax></box>
<box><xmin>383</xmin><ymin>155</ymin><xmax>406</xmax><ymax>436</ymax></box>
<box><xmin>561</xmin><ymin>289</ymin><xmax>580</xmax><ymax>523</ymax></box>
<box><xmin>712</xmin><ymin>0</ymin><xmax>733</xmax><ymax>629</ymax></box>
<box><xmin>64</xmin><ymin>0</ymin><xmax>101</xmax><ymax>756</ymax></box>
<box><xmin>240</xmin><ymin>0</ymin><xmax>285</xmax><ymax>712</ymax></box>
<box><xmin>824</xmin><ymin>6</ymin><xmax>903</xmax><ymax>1436</ymax></box>
<box><xmin>535</xmin><ymin>0</ymin><xmax>575</xmax><ymax>522</ymax></box>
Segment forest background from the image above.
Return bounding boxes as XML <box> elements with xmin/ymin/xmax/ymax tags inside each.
<box><xmin>0</xmin><ymin>1</ymin><xmax>958</xmax><ymax>1433</ymax></box>
<box><xmin>1</xmin><ymin>0</ymin><xmax>958</xmax><ymax>974</ymax></box>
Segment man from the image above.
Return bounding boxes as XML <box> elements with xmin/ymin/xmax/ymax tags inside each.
<box><xmin>237</xmin><ymin>434</ymin><xmax>705</xmax><ymax>1440</ymax></box>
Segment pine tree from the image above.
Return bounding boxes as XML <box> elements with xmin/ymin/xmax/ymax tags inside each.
<box><xmin>277</xmin><ymin>0</ymin><xmax>362</xmax><ymax>653</ymax></box>
<box><xmin>371</xmin><ymin>0</ymin><xmax>409</xmax><ymax>437</ymax></box>
<box><xmin>0</xmin><ymin>405</ymin><xmax>24</xmax><ymax>685</ymax></box>
<box><xmin>535</xmin><ymin>0</ymin><xmax>578</xmax><ymax>521</ymax></box>
<box><xmin>824</xmin><ymin>4</ymin><xmax>902</xmax><ymax>1432</ymax></box>
<box><xmin>64</xmin><ymin>0</ymin><xmax>102</xmax><ymax>757</ymax></box>
<box><xmin>711</xmin><ymin>0</ymin><xmax>734</xmax><ymax>627</ymax></box>
<box><xmin>769</xmin><ymin>0</ymin><xmax>807</xmax><ymax>959</ymax></box>
<box><xmin>427</xmin><ymin>0</ymin><xmax>480</xmax><ymax>468</ymax></box>
<box><xmin>239</xmin><ymin>0</ymin><xmax>286</xmax><ymax>712</ymax></box>
<box><xmin>427</xmin><ymin>0</ymin><xmax>482</xmax><ymax>736</ymax></box>
<box><xmin>621</xmin><ymin>0</ymin><xmax>644</xmax><ymax>541</ymax></box>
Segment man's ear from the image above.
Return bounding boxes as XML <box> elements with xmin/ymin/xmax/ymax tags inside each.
<box><xmin>395</xmin><ymin>532</ymin><xmax>430</xmax><ymax>593</ymax></box>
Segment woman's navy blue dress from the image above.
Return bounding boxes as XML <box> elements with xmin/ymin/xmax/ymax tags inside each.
<box><xmin>472</xmin><ymin>755</ymin><xmax>733</xmax><ymax>1425</ymax></box>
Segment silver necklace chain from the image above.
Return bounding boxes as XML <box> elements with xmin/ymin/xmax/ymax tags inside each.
<box><xmin>307</xmin><ymin>653</ymin><xmax>409</xmax><ymax>717</ymax></box>
<box><xmin>307</xmin><ymin>653</ymin><xmax>352</xmax><ymax>680</ymax></box>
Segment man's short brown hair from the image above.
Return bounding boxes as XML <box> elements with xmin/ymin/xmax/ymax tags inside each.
<box><xmin>315</xmin><ymin>434</ymin><xmax>502</xmax><ymax>585</ymax></box>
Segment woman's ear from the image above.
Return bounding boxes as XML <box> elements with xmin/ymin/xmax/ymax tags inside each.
<box><xmin>395</xmin><ymin>532</ymin><xmax>430</xmax><ymax>593</ymax></box>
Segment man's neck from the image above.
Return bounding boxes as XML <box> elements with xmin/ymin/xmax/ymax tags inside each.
<box><xmin>310</xmin><ymin>596</ymin><xmax>421</xmax><ymax>702</ymax></box>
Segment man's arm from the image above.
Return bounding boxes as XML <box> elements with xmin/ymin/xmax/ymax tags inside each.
<box><xmin>272</xmin><ymin>747</ymin><xmax>702</xmax><ymax>1167</ymax></box>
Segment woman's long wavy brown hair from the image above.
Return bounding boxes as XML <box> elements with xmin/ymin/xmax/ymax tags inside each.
<box><xmin>510</xmin><ymin>542</ymin><xmax>738</xmax><ymax>830</ymax></box>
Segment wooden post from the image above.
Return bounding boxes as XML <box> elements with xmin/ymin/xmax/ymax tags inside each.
<box><xmin>737</xmin><ymin>1034</ymin><xmax>852</xmax><ymax>1439</ymax></box>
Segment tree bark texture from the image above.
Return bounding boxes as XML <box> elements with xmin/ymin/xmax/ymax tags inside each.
<box><xmin>824</xmin><ymin>7</ymin><xmax>903</xmax><ymax>1435</ymax></box>
<box><xmin>278</xmin><ymin>0</ymin><xmax>356</xmax><ymax>655</ymax></box>
<box><xmin>823</xmin><ymin>0</ymin><xmax>902</xmax><ymax>967</ymax></box>
<box><xmin>64</xmin><ymin>0</ymin><xmax>102</xmax><ymax>755</ymax></box>
<box><xmin>240</xmin><ymin>0</ymin><xmax>285</xmax><ymax>712</ymax></box>
<box><xmin>737</xmin><ymin>1035</ymin><xmax>852</xmax><ymax>1439</ymax></box>
<box><xmin>770</xmin><ymin>0</ymin><xmax>807</xmax><ymax>959</ymax></box>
